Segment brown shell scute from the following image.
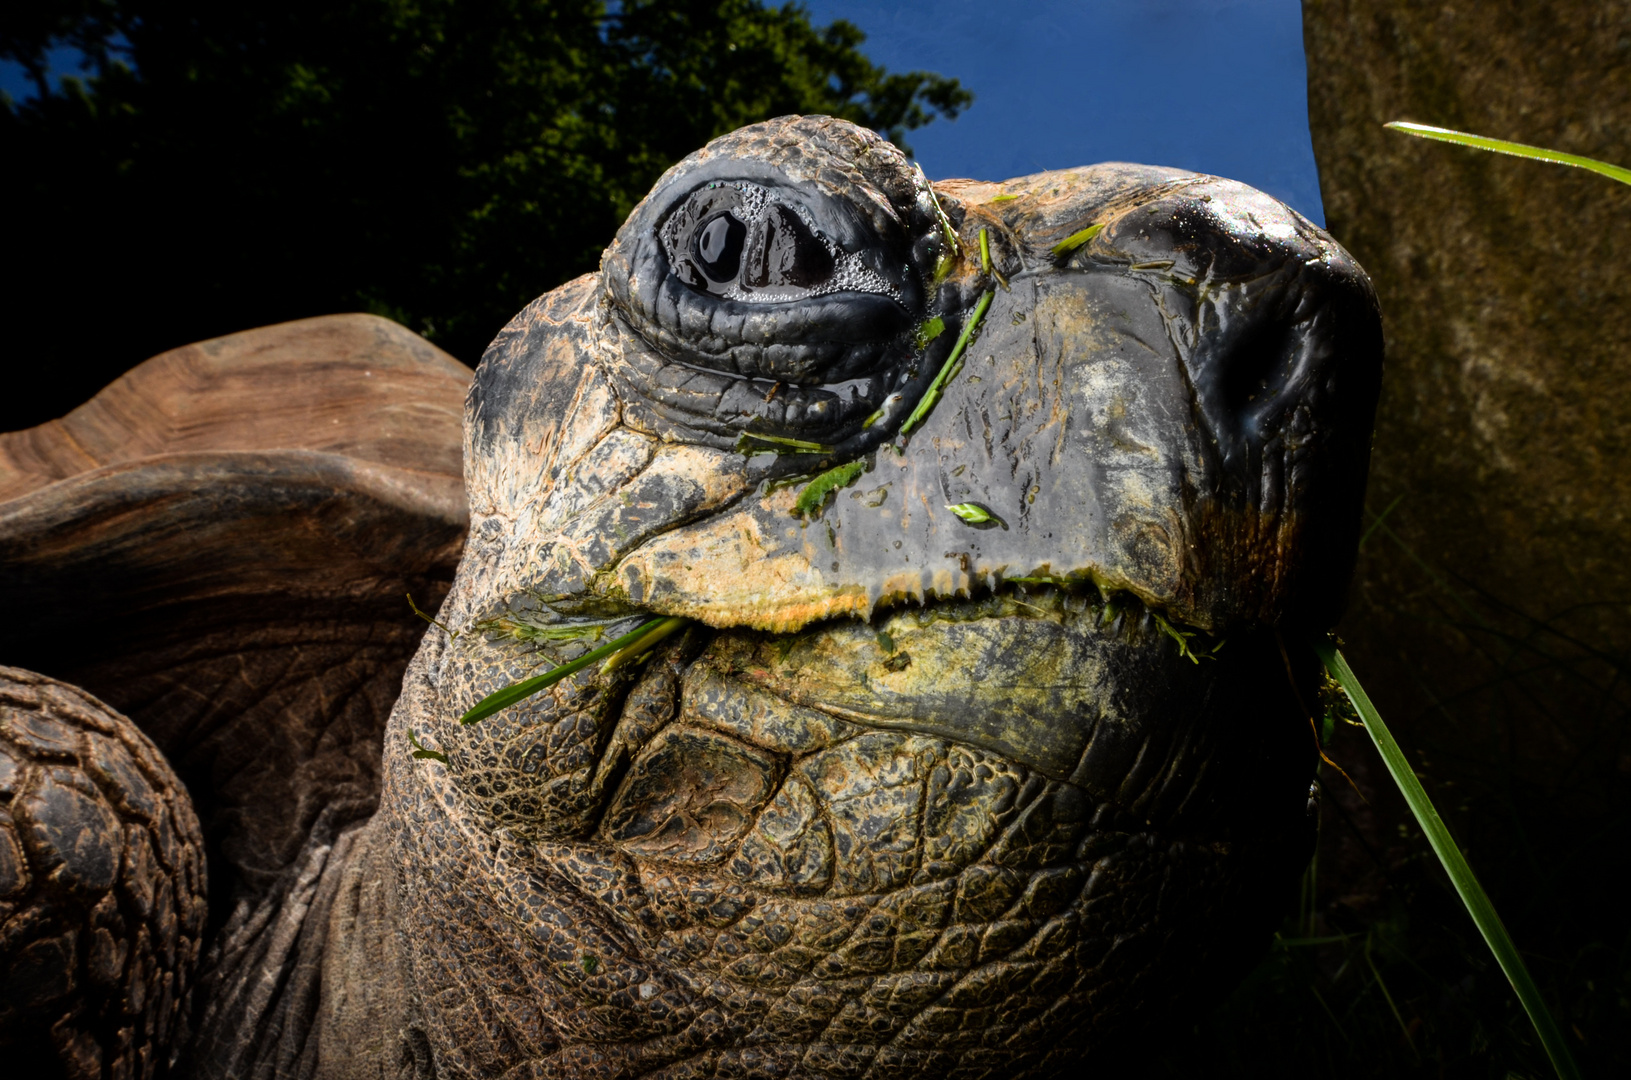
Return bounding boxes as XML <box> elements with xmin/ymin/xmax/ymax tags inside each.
<box><xmin>0</xmin><ymin>666</ymin><xmax>206</xmax><ymax>1080</ymax></box>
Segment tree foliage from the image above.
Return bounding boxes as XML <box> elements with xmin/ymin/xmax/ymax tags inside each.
<box><xmin>0</xmin><ymin>1</ymin><xmax>970</xmax><ymax>429</ymax></box>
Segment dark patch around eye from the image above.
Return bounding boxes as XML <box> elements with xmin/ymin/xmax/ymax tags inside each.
<box><xmin>743</xmin><ymin>204</ymin><xmax>835</xmax><ymax>290</ymax></box>
<box><xmin>695</xmin><ymin>212</ymin><xmax>746</xmax><ymax>283</ymax></box>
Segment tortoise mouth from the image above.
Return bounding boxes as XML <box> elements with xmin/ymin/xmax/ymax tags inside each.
<box><xmin>686</xmin><ymin>580</ymin><xmax>1244</xmax><ymax>786</ymax></box>
<box><xmin>477</xmin><ymin>572</ymin><xmax>1222</xmax><ymax>667</ymax></box>
<box><xmin>458</xmin><ymin>574</ymin><xmax>1251</xmax><ymax>791</ymax></box>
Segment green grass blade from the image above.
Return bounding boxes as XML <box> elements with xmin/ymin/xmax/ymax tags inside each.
<box><xmin>736</xmin><ymin>431</ymin><xmax>834</xmax><ymax>455</ymax></box>
<box><xmin>1313</xmin><ymin>640</ymin><xmax>1583</xmax><ymax>1080</ymax></box>
<box><xmin>597</xmin><ymin>614</ymin><xmax>689</xmax><ymax>675</ymax></box>
<box><xmin>459</xmin><ymin>616</ymin><xmax>673</xmax><ymax>725</ymax></box>
<box><xmin>900</xmin><ymin>291</ymin><xmax>993</xmax><ymax>437</ymax></box>
<box><xmin>408</xmin><ymin>729</ymin><xmax>448</xmax><ymax>764</ymax></box>
<box><xmin>1051</xmin><ymin>222</ymin><xmax>1102</xmax><ymax>258</ymax></box>
<box><xmin>1387</xmin><ymin>121</ymin><xmax>1631</xmax><ymax>187</ymax></box>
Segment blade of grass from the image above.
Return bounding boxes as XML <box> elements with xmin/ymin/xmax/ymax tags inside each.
<box><xmin>900</xmin><ymin>291</ymin><xmax>993</xmax><ymax>437</ymax></box>
<box><xmin>459</xmin><ymin>616</ymin><xmax>684</xmax><ymax>726</ymax></box>
<box><xmin>735</xmin><ymin>431</ymin><xmax>834</xmax><ymax>455</ymax></box>
<box><xmin>408</xmin><ymin>728</ymin><xmax>448</xmax><ymax>763</ymax></box>
<box><xmin>978</xmin><ymin>227</ymin><xmax>1010</xmax><ymax>291</ymax></box>
<box><xmin>1051</xmin><ymin>222</ymin><xmax>1103</xmax><ymax>259</ymax></box>
<box><xmin>407</xmin><ymin>592</ymin><xmax>458</xmax><ymax>638</ymax></box>
<box><xmin>597</xmin><ymin>614</ymin><xmax>689</xmax><ymax>675</ymax></box>
<box><xmin>1313</xmin><ymin>640</ymin><xmax>1583</xmax><ymax>1080</ymax></box>
<box><xmin>1387</xmin><ymin>121</ymin><xmax>1631</xmax><ymax>187</ymax></box>
<box><xmin>1357</xmin><ymin>493</ymin><xmax>1404</xmax><ymax>550</ymax></box>
<box><xmin>1364</xmin><ymin>930</ymin><xmax>1419</xmax><ymax>1060</ymax></box>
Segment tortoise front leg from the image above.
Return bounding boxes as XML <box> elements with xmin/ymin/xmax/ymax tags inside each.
<box><xmin>0</xmin><ymin>665</ymin><xmax>207</xmax><ymax>1080</ymax></box>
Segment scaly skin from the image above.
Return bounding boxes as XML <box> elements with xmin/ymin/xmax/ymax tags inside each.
<box><xmin>0</xmin><ymin>666</ymin><xmax>207</xmax><ymax>1080</ymax></box>
<box><xmin>378</xmin><ymin>115</ymin><xmax>1382</xmax><ymax>1078</ymax></box>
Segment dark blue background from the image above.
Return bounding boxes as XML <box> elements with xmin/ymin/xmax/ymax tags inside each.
<box><xmin>1</xmin><ymin>0</ymin><xmax>1323</xmax><ymax>224</ymax></box>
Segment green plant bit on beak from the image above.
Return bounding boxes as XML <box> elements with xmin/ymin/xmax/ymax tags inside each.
<box><xmin>794</xmin><ymin>458</ymin><xmax>868</xmax><ymax>518</ymax></box>
<box><xmin>459</xmin><ymin>616</ymin><xmax>687</xmax><ymax>726</ymax></box>
<box><xmin>1385</xmin><ymin>121</ymin><xmax>1631</xmax><ymax>187</ymax></box>
<box><xmin>989</xmin><ymin>193</ymin><xmax>1020</xmax><ymax>203</ymax></box>
<box><xmin>914</xmin><ymin>316</ymin><xmax>946</xmax><ymax>349</ymax></box>
<box><xmin>978</xmin><ymin>228</ymin><xmax>1010</xmax><ymax>291</ymax></box>
<box><xmin>735</xmin><ymin>431</ymin><xmax>835</xmax><ymax>455</ymax></box>
<box><xmin>1051</xmin><ymin>222</ymin><xmax>1103</xmax><ymax>259</ymax></box>
<box><xmin>408</xmin><ymin>729</ymin><xmax>447</xmax><ymax>764</ymax></box>
<box><xmin>1314</xmin><ymin>639</ymin><xmax>1584</xmax><ymax>1080</ymax></box>
<box><xmin>945</xmin><ymin>502</ymin><xmax>1003</xmax><ymax>527</ymax></box>
<box><xmin>900</xmin><ymin>290</ymin><xmax>994</xmax><ymax>437</ymax></box>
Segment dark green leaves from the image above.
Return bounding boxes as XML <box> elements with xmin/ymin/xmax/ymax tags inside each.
<box><xmin>0</xmin><ymin>0</ymin><xmax>973</xmax><ymax>430</ymax></box>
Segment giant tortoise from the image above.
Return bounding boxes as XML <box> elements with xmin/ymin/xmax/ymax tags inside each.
<box><xmin>0</xmin><ymin>116</ymin><xmax>1382</xmax><ymax>1079</ymax></box>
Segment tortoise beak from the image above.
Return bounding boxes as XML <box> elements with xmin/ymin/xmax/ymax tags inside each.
<box><xmin>608</xmin><ymin>174</ymin><xmax>1382</xmax><ymax>636</ymax></box>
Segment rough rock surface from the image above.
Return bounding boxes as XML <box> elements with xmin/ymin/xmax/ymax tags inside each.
<box><xmin>1303</xmin><ymin>0</ymin><xmax>1631</xmax><ymax>800</ymax></box>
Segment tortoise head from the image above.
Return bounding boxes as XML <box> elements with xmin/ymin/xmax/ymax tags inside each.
<box><xmin>386</xmin><ymin>115</ymin><xmax>1382</xmax><ymax>1076</ymax></box>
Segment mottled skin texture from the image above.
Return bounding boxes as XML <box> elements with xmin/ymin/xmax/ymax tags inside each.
<box><xmin>0</xmin><ymin>116</ymin><xmax>1382</xmax><ymax>1079</ymax></box>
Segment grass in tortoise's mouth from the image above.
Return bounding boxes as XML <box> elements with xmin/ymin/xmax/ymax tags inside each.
<box><xmin>442</xmin><ymin>574</ymin><xmax>1225</xmax><ymax>730</ymax></box>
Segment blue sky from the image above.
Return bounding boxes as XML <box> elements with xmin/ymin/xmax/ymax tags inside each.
<box><xmin>1</xmin><ymin>0</ymin><xmax>1323</xmax><ymax>224</ymax></box>
<box><xmin>804</xmin><ymin>0</ymin><xmax>1322</xmax><ymax>225</ymax></box>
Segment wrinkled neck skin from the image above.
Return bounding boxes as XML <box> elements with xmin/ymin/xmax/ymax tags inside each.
<box><xmin>376</xmin><ymin>117</ymin><xmax>1379</xmax><ymax>1079</ymax></box>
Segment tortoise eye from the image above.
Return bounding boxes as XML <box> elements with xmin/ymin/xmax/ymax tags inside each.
<box><xmin>694</xmin><ymin>212</ymin><xmax>746</xmax><ymax>283</ymax></box>
<box><xmin>659</xmin><ymin>180</ymin><xmax>899</xmax><ymax>305</ymax></box>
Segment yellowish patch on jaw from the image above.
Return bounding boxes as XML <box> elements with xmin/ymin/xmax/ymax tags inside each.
<box><xmin>608</xmin><ymin>503</ymin><xmax>871</xmax><ymax>632</ymax></box>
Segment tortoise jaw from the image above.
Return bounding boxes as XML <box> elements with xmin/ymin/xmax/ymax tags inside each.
<box><xmin>664</xmin><ymin>583</ymin><xmax>1295</xmax><ymax>819</ymax></box>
